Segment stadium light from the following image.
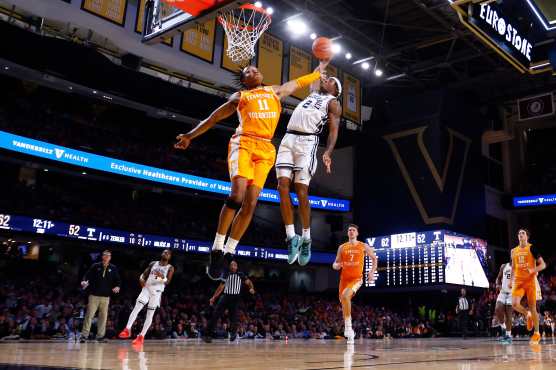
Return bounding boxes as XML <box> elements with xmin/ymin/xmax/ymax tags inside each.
<box><xmin>266</xmin><ymin>7</ymin><xmax>273</xmax><ymax>15</ymax></box>
<box><xmin>345</xmin><ymin>52</ymin><xmax>352</xmax><ymax>60</ymax></box>
<box><xmin>254</xmin><ymin>1</ymin><xmax>263</xmax><ymax>7</ymax></box>
<box><xmin>362</xmin><ymin>62</ymin><xmax>370</xmax><ymax>70</ymax></box>
<box><xmin>331</xmin><ymin>43</ymin><xmax>342</xmax><ymax>54</ymax></box>
<box><xmin>287</xmin><ymin>19</ymin><xmax>308</xmax><ymax>35</ymax></box>
<box><xmin>310</xmin><ymin>33</ymin><xmax>317</xmax><ymax>40</ymax></box>
<box><xmin>375</xmin><ymin>69</ymin><xmax>383</xmax><ymax>77</ymax></box>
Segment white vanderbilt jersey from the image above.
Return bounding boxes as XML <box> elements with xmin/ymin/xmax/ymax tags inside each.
<box><xmin>145</xmin><ymin>261</ymin><xmax>171</xmax><ymax>292</ymax></box>
<box><xmin>501</xmin><ymin>263</ymin><xmax>512</xmax><ymax>294</ymax></box>
<box><xmin>286</xmin><ymin>92</ymin><xmax>337</xmax><ymax>134</ymax></box>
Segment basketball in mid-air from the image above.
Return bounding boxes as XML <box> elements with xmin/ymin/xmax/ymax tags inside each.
<box><xmin>312</xmin><ymin>37</ymin><xmax>332</xmax><ymax>60</ymax></box>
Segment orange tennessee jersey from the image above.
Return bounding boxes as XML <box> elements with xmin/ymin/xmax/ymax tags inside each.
<box><xmin>236</xmin><ymin>86</ymin><xmax>282</xmax><ymax>140</ymax></box>
<box><xmin>512</xmin><ymin>244</ymin><xmax>540</xmax><ymax>280</ymax></box>
<box><xmin>339</xmin><ymin>241</ymin><xmax>366</xmax><ymax>279</ymax></box>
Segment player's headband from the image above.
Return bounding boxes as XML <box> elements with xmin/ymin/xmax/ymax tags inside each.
<box><xmin>330</xmin><ymin>77</ymin><xmax>342</xmax><ymax>97</ymax></box>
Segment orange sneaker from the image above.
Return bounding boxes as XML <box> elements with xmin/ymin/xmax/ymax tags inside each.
<box><xmin>118</xmin><ymin>328</ymin><xmax>131</xmax><ymax>339</ymax></box>
<box><xmin>527</xmin><ymin>312</ymin><xmax>534</xmax><ymax>331</ymax></box>
<box><xmin>530</xmin><ymin>332</ymin><xmax>541</xmax><ymax>345</ymax></box>
<box><xmin>132</xmin><ymin>335</ymin><xmax>144</xmax><ymax>346</ymax></box>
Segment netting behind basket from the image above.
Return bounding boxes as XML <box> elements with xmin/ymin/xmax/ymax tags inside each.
<box><xmin>218</xmin><ymin>5</ymin><xmax>271</xmax><ymax>63</ymax></box>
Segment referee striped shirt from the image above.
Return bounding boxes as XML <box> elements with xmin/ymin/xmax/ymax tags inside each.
<box><xmin>223</xmin><ymin>272</ymin><xmax>246</xmax><ymax>295</ymax></box>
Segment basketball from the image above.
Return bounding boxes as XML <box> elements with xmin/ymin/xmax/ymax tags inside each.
<box><xmin>312</xmin><ymin>37</ymin><xmax>332</xmax><ymax>60</ymax></box>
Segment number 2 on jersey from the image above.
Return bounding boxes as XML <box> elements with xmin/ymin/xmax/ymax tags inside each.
<box><xmin>257</xmin><ymin>99</ymin><xmax>270</xmax><ymax>111</ymax></box>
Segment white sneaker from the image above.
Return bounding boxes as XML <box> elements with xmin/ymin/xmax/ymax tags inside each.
<box><xmin>345</xmin><ymin>328</ymin><xmax>355</xmax><ymax>343</ymax></box>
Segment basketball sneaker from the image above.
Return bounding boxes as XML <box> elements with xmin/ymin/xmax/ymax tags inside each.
<box><xmin>132</xmin><ymin>335</ymin><xmax>144</xmax><ymax>346</ymax></box>
<box><xmin>500</xmin><ymin>335</ymin><xmax>512</xmax><ymax>344</ymax></box>
<box><xmin>530</xmin><ymin>332</ymin><xmax>541</xmax><ymax>345</ymax></box>
<box><xmin>207</xmin><ymin>249</ymin><xmax>225</xmax><ymax>280</ymax></box>
<box><xmin>527</xmin><ymin>311</ymin><xmax>534</xmax><ymax>331</ymax></box>
<box><xmin>298</xmin><ymin>238</ymin><xmax>312</xmax><ymax>266</ymax></box>
<box><xmin>118</xmin><ymin>328</ymin><xmax>131</xmax><ymax>339</ymax></box>
<box><xmin>345</xmin><ymin>328</ymin><xmax>355</xmax><ymax>344</ymax></box>
<box><xmin>287</xmin><ymin>235</ymin><xmax>301</xmax><ymax>264</ymax></box>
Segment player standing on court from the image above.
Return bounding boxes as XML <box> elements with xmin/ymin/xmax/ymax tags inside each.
<box><xmin>495</xmin><ymin>261</ymin><xmax>513</xmax><ymax>343</ymax></box>
<box><xmin>510</xmin><ymin>228</ymin><xmax>546</xmax><ymax>344</ymax></box>
<box><xmin>118</xmin><ymin>249</ymin><xmax>174</xmax><ymax>346</ymax></box>
<box><xmin>276</xmin><ymin>69</ymin><xmax>342</xmax><ymax>266</ymax></box>
<box><xmin>175</xmin><ymin>60</ymin><xmax>330</xmax><ymax>280</ymax></box>
<box><xmin>333</xmin><ymin>224</ymin><xmax>377</xmax><ymax>343</ymax></box>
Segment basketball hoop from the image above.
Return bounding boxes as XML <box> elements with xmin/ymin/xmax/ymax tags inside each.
<box><xmin>218</xmin><ymin>4</ymin><xmax>271</xmax><ymax>64</ymax></box>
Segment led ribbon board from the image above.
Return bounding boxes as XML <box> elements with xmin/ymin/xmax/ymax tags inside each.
<box><xmin>0</xmin><ymin>131</ymin><xmax>350</xmax><ymax>211</ymax></box>
<box><xmin>451</xmin><ymin>0</ymin><xmax>551</xmax><ymax>74</ymax></box>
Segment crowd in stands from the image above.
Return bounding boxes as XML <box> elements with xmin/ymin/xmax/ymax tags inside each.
<box><xmin>2</xmin><ymin>251</ymin><xmax>556</xmax><ymax>342</ymax></box>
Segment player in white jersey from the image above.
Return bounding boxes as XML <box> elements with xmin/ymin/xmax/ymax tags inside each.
<box><xmin>276</xmin><ymin>70</ymin><xmax>342</xmax><ymax>266</ymax></box>
<box><xmin>118</xmin><ymin>249</ymin><xmax>174</xmax><ymax>346</ymax></box>
<box><xmin>495</xmin><ymin>262</ymin><xmax>513</xmax><ymax>343</ymax></box>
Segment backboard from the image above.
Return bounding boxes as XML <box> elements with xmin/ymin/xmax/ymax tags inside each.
<box><xmin>142</xmin><ymin>0</ymin><xmax>244</xmax><ymax>44</ymax></box>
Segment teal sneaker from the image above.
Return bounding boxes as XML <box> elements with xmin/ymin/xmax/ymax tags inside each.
<box><xmin>287</xmin><ymin>235</ymin><xmax>301</xmax><ymax>264</ymax></box>
<box><xmin>500</xmin><ymin>335</ymin><xmax>512</xmax><ymax>344</ymax></box>
<box><xmin>298</xmin><ymin>238</ymin><xmax>312</xmax><ymax>266</ymax></box>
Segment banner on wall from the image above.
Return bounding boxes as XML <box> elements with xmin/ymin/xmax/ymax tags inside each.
<box><xmin>82</xmin><ymin>0</ymin><xmax>128</xmax><ymax>26</ymax></box>
<box><xmin>289</xmin><ymin>46</ymin><xmax>312</xmax><ymax>100</ymax></box>
<box><xmin>257</xmin><ymin>33</ymin><xmax>283</xmax><ymax>86</ymax></box>
<box><xmin>0</xmin><ymin>130</ymin><xmax>351</xmax><ymax>211</ymax></box>
<box><xmin>135</xmin><ymin>0</ymin><xmax>173</xmax><ymax>46</ymax></box>
<box><xmin>342</xmin><ymin>72</ymin><xmax>361</xmax><ymax>124</ymax></box>
<box><xmin>221</xmin><ymin>36</ymin><xmax>242</xmax><ymax>72</ymax></box>
<box><xmin>180</xmin><ymin>19</ymin><xmax>216</xmax><ymax>63</ymax></box>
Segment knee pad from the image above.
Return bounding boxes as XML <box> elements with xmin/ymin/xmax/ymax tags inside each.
<box><xmin>225</xmin><ymin>197</ymin><xmax>242</xmax><ymax>210</ymax></box>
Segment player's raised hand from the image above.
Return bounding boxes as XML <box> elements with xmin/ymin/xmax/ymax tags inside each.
<box><xmin>249</xmin><ymin>288</ymin><xmax>255</xmax><ymax>295</ymax></box>
<box><xmin>209</xmin><ymin>297</ymin><xmax>216</xmax><ymax>306</ymax></box>
<box><xmin>174</xmin><ymin>134</ymin><xmax>191</xmax><ymax>150</ymax></box>
<box><xmin>318</xmin><ymin>58</ymin><xmax>330</xmax><ymax>73</ymax></box>
<box><xmin>322</xmin><ymin>151</ymin><xmax>332</xmax><ymax>174</ymax></box>
<box><xmin>332</xmin><ymin>262</ymin><xmax>342</xmax><ymax>270</ymax></box>
<box><xmin>367</xmin><ymin>272</ymin><xmax>375</xmax><ymax>284</ymax></box>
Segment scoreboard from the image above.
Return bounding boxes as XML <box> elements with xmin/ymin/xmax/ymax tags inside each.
<box><xmin>364</xmin><ymin>230</ymin><xmax>489</xmax><ymax>288</ymax></box>
<box><xmin>0</xmin><ymin>213</ymin><xmax>335</xmax><ymax>264</ymax></box>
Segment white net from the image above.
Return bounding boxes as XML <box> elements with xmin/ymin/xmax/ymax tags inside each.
<box><xmin>218</xmin><ymin>4</ymin><xmax>271</xmax><ymax>64</ymax></box>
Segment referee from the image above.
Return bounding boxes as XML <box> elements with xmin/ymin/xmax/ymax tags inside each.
<box><xmin>456</xmin><ymin>288</ymin><xmax>471</xmax><ymax>339</ymax></box>
<box><xmin>203</xmin><ymin>260</ymin><xmax>255</xmax><ymax>343</ymax></box>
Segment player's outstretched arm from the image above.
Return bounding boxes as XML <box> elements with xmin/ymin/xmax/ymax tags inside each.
<box><xmin>534</xmin><ymin>256</ymin><xmax>546</xmax><ymax>274</ymax></box>
<box><xmin>495</xmin><ymin>264</ymin><xmax>504</xmax><ymax>290</ymax></box>
<box><xmin>273</xmin><ymin>59</ymin><xmax>329</xmax><ymax>100</ymax></box>
<box><xmin>175</xmin><ymin>92</ymin><xmax>240</xmax><ymax>149</ymax></box>
<box><xmin>322</xmin><ymin>99</ymin><xmax>341</xmax><ymax>174</ymax></box>
<box><xmin>332</xmin><ymin>245</ymin><xmax>343</xmax><ymax>270</ymax></box>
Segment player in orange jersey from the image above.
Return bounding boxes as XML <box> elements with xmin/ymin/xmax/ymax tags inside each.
<box><xmin>175</xmin><ymin>60</ymin><xmax>329</xmax><ymax>280</ymax></box>
<box><xmin>509</xmin><ymin>228</ymin><xmax>546</xmax><ymax>344</ymax></box>
<box><xmin>333</xmin><ymin>224</ymin><xmax>377</xmax><ymax>343</ymax></box>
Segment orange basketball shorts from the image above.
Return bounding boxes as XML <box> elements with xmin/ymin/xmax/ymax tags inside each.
<box><xmin>228</xmin><ymin>134</ymin><xmax>276</xmax><ymax>189</ymax></box>
<box><xmin>512</xmin><ymin>278</ymin><xmax>537</xmax><ymax>304</ymax></box>
<box><xmin>339</xmin><ymin>276</ymin><xmax>363</xmax><ymax>301</ymax></box>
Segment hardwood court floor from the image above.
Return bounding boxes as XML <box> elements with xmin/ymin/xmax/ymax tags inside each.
<box><xmin>1</xmin><ymin>337</ymin><xmax>556</xmax><ymax>370</ymax></box>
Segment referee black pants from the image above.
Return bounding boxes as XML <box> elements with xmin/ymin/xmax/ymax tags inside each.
<box><xmin>207</xmin><ymin>295</ymin><xmax>240</xmax><ymax>336</ymax></box>
<box><xmin>458</xmin><ymin>310</ymin><xmax>469</xmax><ymax>338</ymax></box>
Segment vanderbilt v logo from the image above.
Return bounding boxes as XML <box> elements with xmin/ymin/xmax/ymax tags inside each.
<box><xmin>383</xmin><ymin>126</ymin><xmax>471</xmax><ymax>224</ymax></box>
